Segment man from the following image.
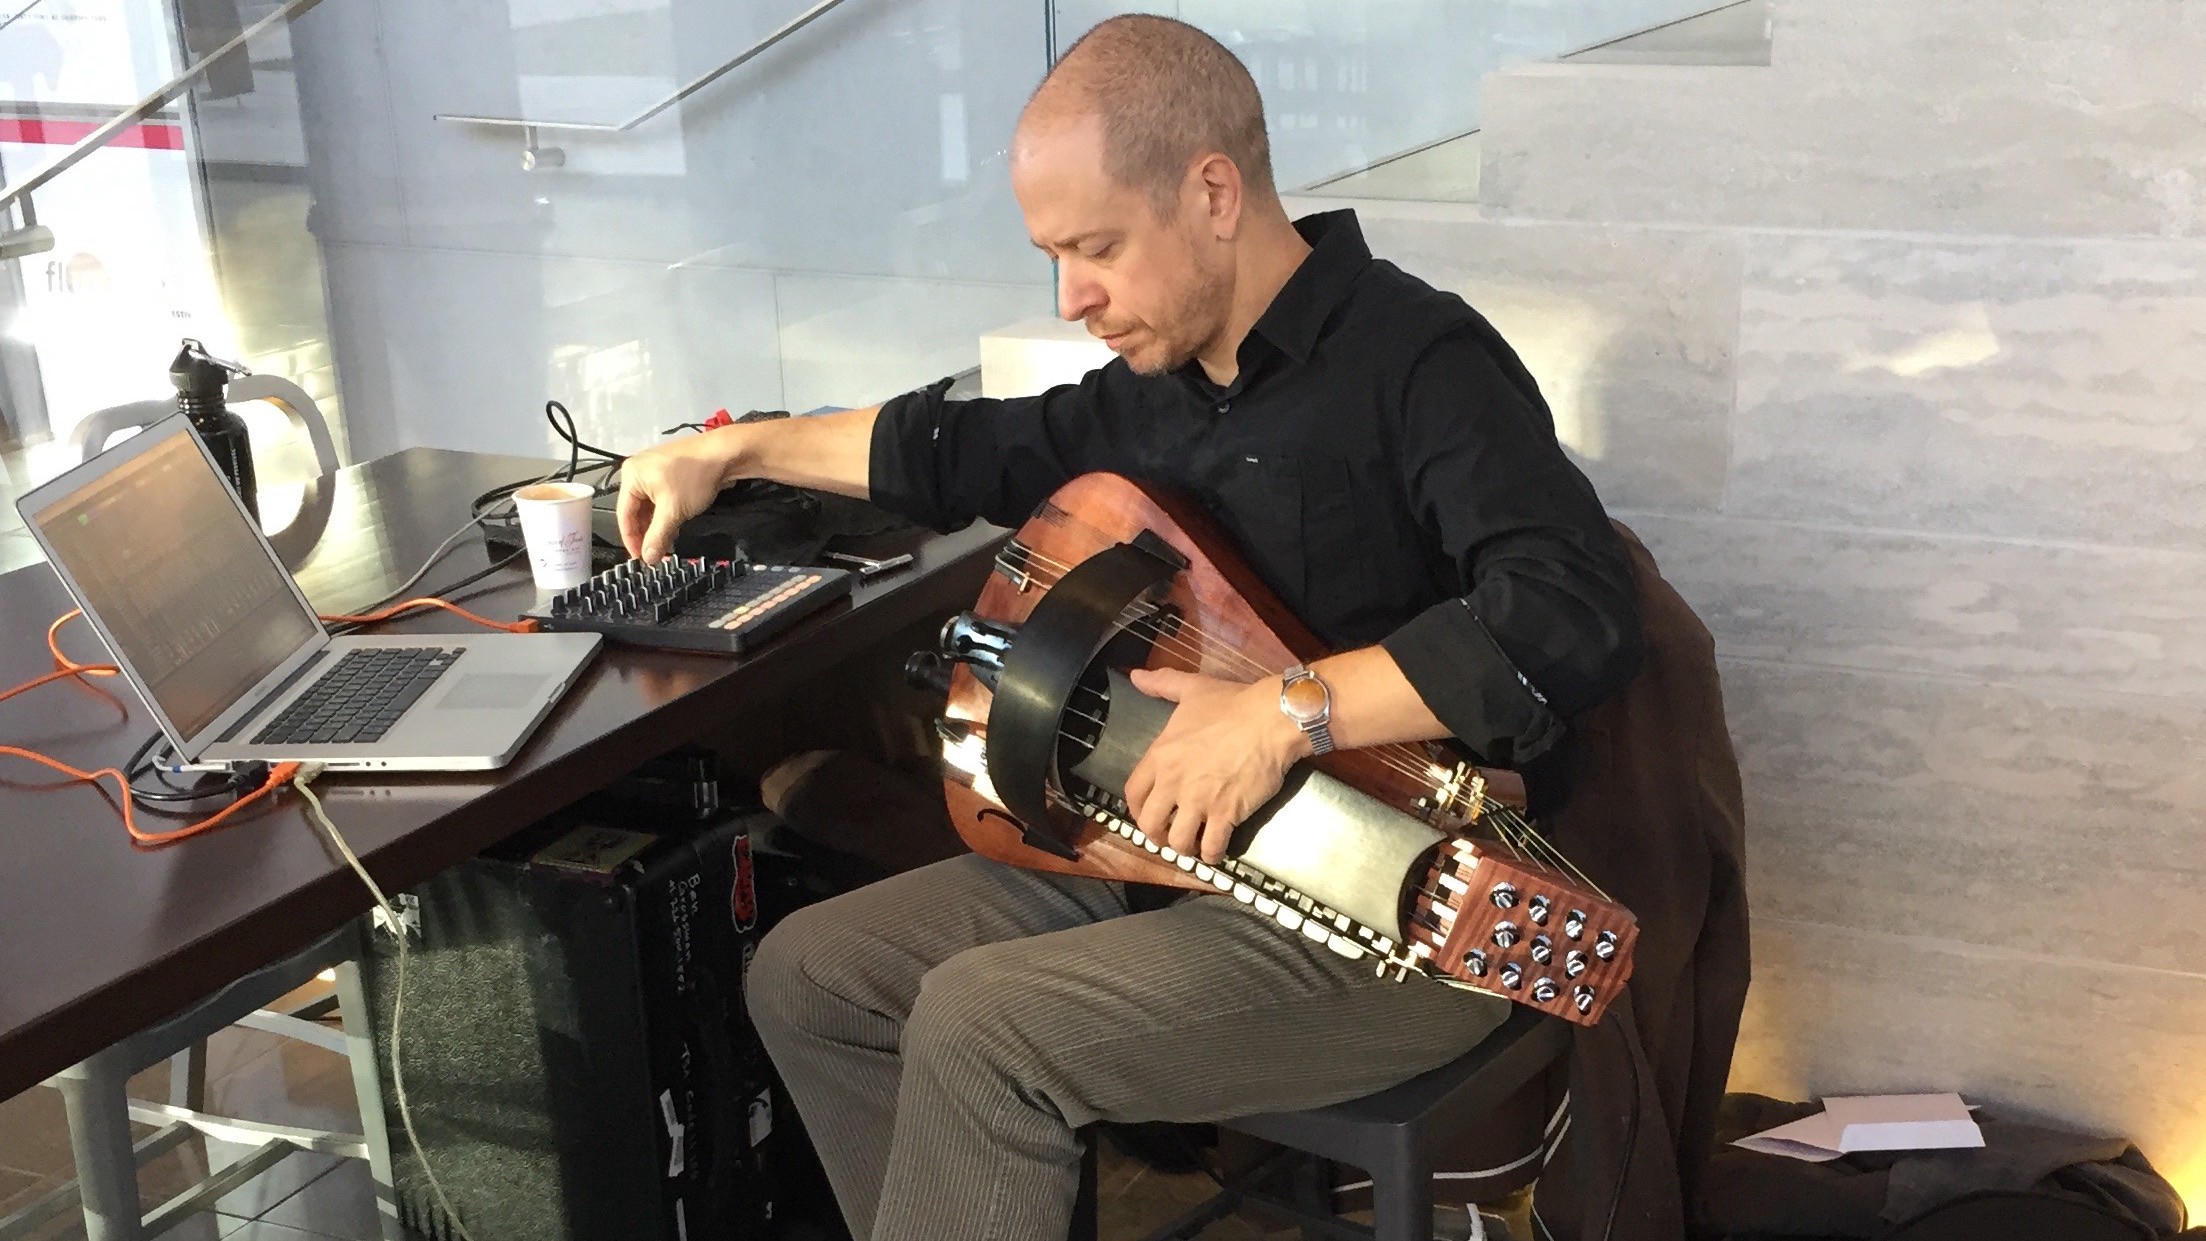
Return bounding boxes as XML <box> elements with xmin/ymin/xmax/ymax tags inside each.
<box><xmin>616</xmin><ymin>16</ymin><xmax>1644</xmax><ymax>1240</ymax></box>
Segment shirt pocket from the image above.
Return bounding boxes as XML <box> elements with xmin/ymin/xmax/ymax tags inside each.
<box><xmin>1204</xmin><ymin>452</ymin><xmax>1376</xmax><ymax>645</ymax></box>
<box><xmin>1293</xmin><ymin>454</ymin><xmax>1393</xmax><ymax>642</ymax></box>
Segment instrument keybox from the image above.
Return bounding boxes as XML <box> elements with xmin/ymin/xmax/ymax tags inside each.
<box><xmin>525</xmin><ymin>557</ymin><xmax>854</xmax><ymax>653</ymax></box>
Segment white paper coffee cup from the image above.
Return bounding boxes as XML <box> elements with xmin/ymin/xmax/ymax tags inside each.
<box><xmin>512</xmin><ymin>481</ymin><xmax>595</xmax><ymax>590</ymax></box>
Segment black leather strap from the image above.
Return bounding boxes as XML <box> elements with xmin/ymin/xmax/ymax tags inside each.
<box><xmin>987</xmin><ymin>539</ymin><xmax>1181</xmax><ymax>859</ymax></box>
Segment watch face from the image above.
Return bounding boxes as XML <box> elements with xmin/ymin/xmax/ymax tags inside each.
<box><xmin>1282</xmin><ymin>675</ymin><xmax>1328</xmax><ymax>721</ymax></box>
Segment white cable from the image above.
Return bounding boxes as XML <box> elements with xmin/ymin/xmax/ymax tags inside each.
<box><xmin>293</xmin><ymin>767</ymin><xmax>480</xmax><ymax>1241</ymax></box>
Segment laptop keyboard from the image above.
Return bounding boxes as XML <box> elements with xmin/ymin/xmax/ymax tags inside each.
<box><xmin>253</xmin><ymin>647</ymin><xmax>462</xmax><ymax>747</ymax></box>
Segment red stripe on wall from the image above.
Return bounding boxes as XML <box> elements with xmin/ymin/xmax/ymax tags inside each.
<box><xmin>0</xmin><ymin>118</ymin><xmax>185</xmax><ymax>150</ymax></box>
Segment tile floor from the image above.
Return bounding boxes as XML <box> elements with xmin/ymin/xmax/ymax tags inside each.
<box><xmin>3</xmin><ymin>986</ymin><xmax>1463</xmax><ymax>1241</ymax></box>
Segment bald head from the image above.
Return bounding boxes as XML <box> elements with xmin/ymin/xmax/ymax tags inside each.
<box><xmin>1022</xmin><ymin>15</ymin><xmax>1275</xmax><ymax>214</ymax></box>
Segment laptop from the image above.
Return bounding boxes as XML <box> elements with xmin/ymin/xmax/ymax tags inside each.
<box><xmin>16</xmin><ymin>414</ymin><xmax>602</xmax><ymax>773</ymax></box>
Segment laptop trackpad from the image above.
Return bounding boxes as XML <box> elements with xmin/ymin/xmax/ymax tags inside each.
<box><xmin>439</xmin><ymin>673</ymin><xmax>551</xmax><ymax>710</ymax></box>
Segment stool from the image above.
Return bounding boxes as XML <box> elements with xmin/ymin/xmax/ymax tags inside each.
<box><xmin>71</xmin><ymin>373</ymin><xmax>339</xmax><ymax>474</ymax></box>
<box><xmin>1101</xmin><ymin>1006</ymin><xmax>1572</xmax><ymax>1241</ymax></box>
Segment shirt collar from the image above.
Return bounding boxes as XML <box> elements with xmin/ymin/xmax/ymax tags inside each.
<box><xmin>1249</xmin><ymin>209</ymin><xmax>1372</xmax><ymax>365</ymax></box>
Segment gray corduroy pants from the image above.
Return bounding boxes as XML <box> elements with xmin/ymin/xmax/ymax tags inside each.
<box><xmin>746</xmin><ymin>853</ymin><xmax>1511</xmax><ymax>1241</ymax></box>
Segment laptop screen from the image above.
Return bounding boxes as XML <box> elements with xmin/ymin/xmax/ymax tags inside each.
<box><xmin>31</xmin><ymin>422</ymin><xmax>322</xmax><ymax>739</ymax></box>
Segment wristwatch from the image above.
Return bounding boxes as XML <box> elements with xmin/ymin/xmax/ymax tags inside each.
<box><xmin>1278</xmin><ymin>663</ymin><xmax>1335</xmax><ymax>756</ymax></box>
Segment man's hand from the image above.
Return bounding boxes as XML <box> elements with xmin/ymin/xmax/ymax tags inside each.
<box><xmin>616</xmin><ymin>432</ymin><xmax>743</xmax><ymax>563</ymax></box>
<box><xmin>1121</xmin><ymin>667</ymin><xmax>1309</xmax><ymax>864</ymax></box>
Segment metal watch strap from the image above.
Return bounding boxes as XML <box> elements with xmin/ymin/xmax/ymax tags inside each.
<box><xmin>1280</xmin><ymin>663</ymin><xmax>1336</xmax><ymax>756</ymax></box>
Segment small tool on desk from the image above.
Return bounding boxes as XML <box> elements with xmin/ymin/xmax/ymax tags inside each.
<box><xmin>822</xmin><ymin>551</ymin><xmax>914</xmax><ymax>579</ymax></box>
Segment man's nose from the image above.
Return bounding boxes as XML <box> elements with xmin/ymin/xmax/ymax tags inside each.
<box><xmin>1056</xmin><ymin>264</ymin><xmax>1104</xmax><ymax>323</ymax></box>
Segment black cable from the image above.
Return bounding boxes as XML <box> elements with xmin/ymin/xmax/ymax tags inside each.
<box><xmin>543</xmin><ymin>400</ymin><xmax>624</xmax><ymax>480</ymax></box>
<box><xmin>120</xmin><ymin>729</ymin><xmax>253</xmax><ymax>804</ymax></box>
<box><xmin>1597</xmin><ymin>1020</ymin><xmax>1642</xmax><ymax>1241</ymax></box>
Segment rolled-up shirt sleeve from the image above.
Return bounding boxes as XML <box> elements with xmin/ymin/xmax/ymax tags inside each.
<box><xmin>1377</xmin><ymin>327</ymin><xmax>1643</xmax><ymax>768</ymax></box>
<box><xmin>868</xmin><ymin>371</ymin><xmax>1107</xmax><ymax>532</ymax></box>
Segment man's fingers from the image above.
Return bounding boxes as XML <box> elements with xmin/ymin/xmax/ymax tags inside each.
<box><xmin>641</xmin><ymin>508</ymin><xmax>679</xmax><ymax>565</ymax></box>
<box><xmin>1199</xmin><ymin>813</ymin><xmax>1236</xmax><ymax>864</ymax></box>
<box><xmin>1167</xmin><ymin>804</ymin><xmax>1205</xmax><ymax>858</ymax></box>
<box><xmin>1127</xmin><ymin>667</ymin><xmax>1193</xmax><ymax>702</ymax></box>
<box><xmin>1123</xmin><ymin>760</ymin><xmax>1155</xmax><ymax>816</ymax></box>
<box><xmin>616</xmin><ymin>485</ymin><xmax>651</xmax><ymax>559</ymax></box>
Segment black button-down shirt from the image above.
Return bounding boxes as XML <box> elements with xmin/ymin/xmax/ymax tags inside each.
<box><xmin>870</xmin><ymin>209</ymin><xmax>1642</xmax><ymax>777</ymax></box>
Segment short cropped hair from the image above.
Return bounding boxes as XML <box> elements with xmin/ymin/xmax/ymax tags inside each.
<box><xmin>1032</xmin><ymin>15</ymin><xmax>1275</xmax><ymax>212</ymax></box>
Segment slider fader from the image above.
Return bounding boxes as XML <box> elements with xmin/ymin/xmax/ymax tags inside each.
<box><xmin>524</xmin><ymin>557</ymin><xmax>854</xmax><ymax>653</ymax></box>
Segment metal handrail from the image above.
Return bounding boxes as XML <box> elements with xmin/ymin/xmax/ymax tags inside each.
<box><xmin>0</xmin><ymin>0</ymin><xmax>327</xmax><ymax>214</ymax></box>
<box><xmin>434</xmin><ymin>0</ymin><xmax>853</xmax><ymax>134</ymax></box>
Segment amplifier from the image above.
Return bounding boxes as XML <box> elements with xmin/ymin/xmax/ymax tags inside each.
<box><xmin>356</xmin><ymin>803</ymin><xmax>800</xmax><ymax>1240</ymax></box>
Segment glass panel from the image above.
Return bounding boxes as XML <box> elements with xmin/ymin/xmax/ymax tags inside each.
<box><xmin>0</xmin><ymin>0</ymin><xmax>337</xmax><ymax>562</ymax></box>
<box><xmin>292</xmin><ymin>0</ymin><xmax>1054</xmax><ymax>463</ymax></box>
<box><xmin>1052</xmin><ymin>0</ymin><xmax>1735</xmax><ymax>191</ymax></box>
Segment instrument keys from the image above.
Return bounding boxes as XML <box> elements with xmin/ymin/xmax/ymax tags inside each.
<box><xmin>1254</xmin><ymin>896</ymin><xmax>1280</xmax><ymax>916</ymax></box>
<box><xmin>1232</xmin><ymin>883</ymin><xmax>1256</xmax><ymax>903</ymax></box>
<box><xmin>1565</xmin><ymin>950</ymin><xmax>1589</xmax><ymax>979</ymax></box>
<box><xmin>1194</xmin><ymin>862</ymin><xmax>1216</xmax><ymax>882</ymax></box>
<box><xmin>1211</xmin><ymin>873</ymin><xmax>1234</xmax><ymax>892</ymax></box>
<box><xmin>1176</xmin><ymin>855</ymin><xmax>1198</xmax><ymax>873</ymax></box>
<box><xmin>1532</xmin><ymin>977</ymin><xmax>1560</xmax><ymax>1004</ymax></box>
<box><xmin>1276</xmin><ymin>908</ymin><xmax>1305</xmax><ymax>932</ymax></box>
<box><xmin>1565</xmin><ymin>911</ymin><xmax>1588</xmax><ymax>940</ymax></box>
<box><xmin>1492</xmin><ymin>921</ymin><xmax>1520</xmax><ymax>949</ymax></box>
<box><xmin>1157</xmin><ymin>845</ymin><xmax>1180</xmax><ymax>863</ymax></box>
<box><xmin>1527</xmin><ymin>896</ymin><xmax>1552</xmax><ymax>925</ymax></box>
<box><xmin>1595</xmin><ymin>930</ymin><xmax>1620</xmax><ymax>961</ymax></box>
<box><xmin>1528</xmin><ymin>935</ymin><xmax>1554</xmax><ymax>965</ymax></box>
<box><xmin>1573</xmin><ymin>985</ymin><xmax>1597</xmax><ymax>1015</ymax></box>
<box><xmin>1463</xmin><ymin>949</ymin><xmax>1489</xmax><ymax>977</ymax></box>
<box><xmin>1489</xmin><ymin>882</ymin><xmax>1519</xmax><ymax>909</ymax></box>
<box><xmin>1499</xmin><ymin>962</ymin><xmax>1524</xmax><ymax>990</ymax></box>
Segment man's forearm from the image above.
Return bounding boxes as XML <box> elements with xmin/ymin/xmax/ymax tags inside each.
<box><xmin>713</xmin><ymin>405</ymin><xmax>881</xmax><ymax>499</ymax></box>
<box><xmin>1263</xmin><ymin>646</ymin><xmax>1451</xmax><ymax>759</ymax></box>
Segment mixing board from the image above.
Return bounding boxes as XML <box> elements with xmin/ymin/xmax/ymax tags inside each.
<box><xmin>523</xmin><ymin>557</ymin><xmax>854</xmax><ymax>653</ymax></box>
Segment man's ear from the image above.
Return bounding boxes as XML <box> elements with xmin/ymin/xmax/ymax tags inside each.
<box><xmin>1194</xmin><ymin>153</ymin><xmax>1244</xmax><ymax>239</ymax></box>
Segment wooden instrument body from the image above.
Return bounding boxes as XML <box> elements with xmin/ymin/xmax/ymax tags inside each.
<box><xmin>938</xmin><ymin>474</ymin><xmax>1510</xmax><ymax>879</ymax></box>
<box><xmin>934</xmin><ymin>473</ymin><xmax>1636</xmax><ymax>1024</ymax></box>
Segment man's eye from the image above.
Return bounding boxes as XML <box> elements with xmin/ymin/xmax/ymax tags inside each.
<box><xmin>1087</xmin><ymin>243</ymin><xmax>1116</xmax><ymax>261</ymax></box>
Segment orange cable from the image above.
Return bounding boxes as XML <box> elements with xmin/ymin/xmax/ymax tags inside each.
<box><xmin>318</xmin><ymin>596</ymin><xmax>538</xmax><ymax>634</ymax></box>
<box><xmin>0</xmin><ymin>746</ymin><xmax>300</xmax><ymax>846</ymax></box>
<box><xmin>3</xmin><ymin>596</ymin><xmax>526</xmax><ymax>848</ymax></box>
<box><xmin>0</xmin><ymin>610</ymin><xmax>117</xmax><ymax>705</ymax></box>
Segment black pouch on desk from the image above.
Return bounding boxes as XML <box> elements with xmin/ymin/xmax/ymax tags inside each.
<box><xmin>356</xmin><ymin>809</ymin><xmax>789</xmax><ymax>1241</ymax></box>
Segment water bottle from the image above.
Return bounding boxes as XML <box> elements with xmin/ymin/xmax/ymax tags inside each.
<box><xmin>170</xmin><ymin>340</ymin><xmax>258</xmax><ymax>523</ymax></box>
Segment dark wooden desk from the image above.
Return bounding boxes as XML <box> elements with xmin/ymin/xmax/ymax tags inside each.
<box><xmin>0</xmin><ymin>448</ymin><xmax>999</xmax><ymax>1102</ymax></box>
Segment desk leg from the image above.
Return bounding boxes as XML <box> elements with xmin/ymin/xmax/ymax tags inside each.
<box><xmin>53</xmin><ymin>1059</ymin><xmax>144</xmax><ymax>1241</ymax></box>
<box><xmin>334</xmin><ymin>951</ymin><xmax>406</xmax><ymax>1241</ymax></box>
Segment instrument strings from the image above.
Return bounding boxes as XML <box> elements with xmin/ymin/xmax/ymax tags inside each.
<box><xmin>999</xmin><ymin>539</ymin><xmax>1610</xmax><ymax>899</ymax></box>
